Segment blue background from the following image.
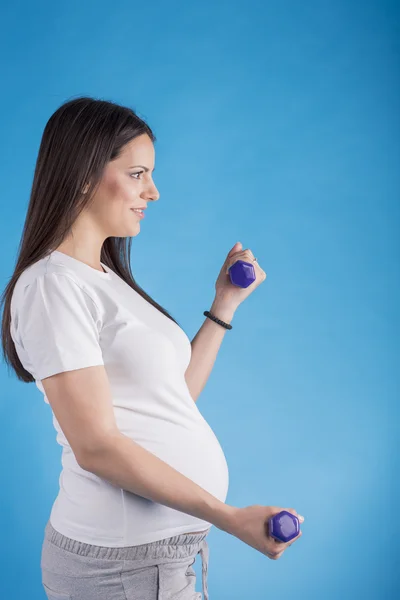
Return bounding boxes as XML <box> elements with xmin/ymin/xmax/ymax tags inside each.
<box><xmin>0</xmin><ymin>1</ymin><xmax>399</xmax><ymax>598</ymax></box>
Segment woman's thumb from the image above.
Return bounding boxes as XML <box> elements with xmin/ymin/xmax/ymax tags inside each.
<box><xmin>229</xmin><ymin>241</ymin><xmax>242</xmax><ymax>255</ymax></box>
<box><xmin>225</xmin><ymin>242</ymin><xmax>243</xmax><ymax>269</ymax></box>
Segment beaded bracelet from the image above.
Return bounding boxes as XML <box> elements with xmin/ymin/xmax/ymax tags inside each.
<box><xmin>203</xmin><ymin>310</ymin><xmax>233</xmax><ymax>330</ymax></box>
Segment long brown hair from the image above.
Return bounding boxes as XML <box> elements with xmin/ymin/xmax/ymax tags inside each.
<box><xmin>1</xmin><ymin>96</ymin><xmax>181</xmax><ymax>383</ymax></box>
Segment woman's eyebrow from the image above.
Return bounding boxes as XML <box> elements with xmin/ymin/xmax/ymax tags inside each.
<box><xmin>128</xmin><ymin>165</ymin><xmax>155</xmax><ymax>172</ymax></box>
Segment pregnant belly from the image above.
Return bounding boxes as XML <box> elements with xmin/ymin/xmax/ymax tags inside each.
<box><xmin>124</xmin><ymin>419</ymin><xmax>230</xmax><ymax>503</ymax></box>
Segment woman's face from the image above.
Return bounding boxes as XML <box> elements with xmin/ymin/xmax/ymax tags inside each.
<box><xmin>88</xmin><ymin>133</ymin><xmax>159</xmax><ymax>238</ymax></box>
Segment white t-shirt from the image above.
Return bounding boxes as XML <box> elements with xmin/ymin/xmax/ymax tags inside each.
<box><xmin>10</xmin><ymin>250</ymin><xmax>229</xmax><ymax>546</ymax></box>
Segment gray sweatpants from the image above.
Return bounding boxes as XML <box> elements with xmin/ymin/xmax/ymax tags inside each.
<box><xmin>41</xmin><ymin>520</ymin><xmax>211</xmax><ymax>599</ymax></box>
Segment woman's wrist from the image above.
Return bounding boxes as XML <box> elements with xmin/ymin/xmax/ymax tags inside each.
<box><xmin>210</xmin><ymin>502</ymin><xmax>238</xmax><ymax>534</ymax></box>
<box><xmin>209</xmin><ymin>297</ymin><xmax>237</xmax><ymax>324</ymax></box>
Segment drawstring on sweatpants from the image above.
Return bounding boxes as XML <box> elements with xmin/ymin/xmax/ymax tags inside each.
<box><xmin>198</xmin><ymin>538</ymin><xmax>209</xmax><ymax>600</ymax></box>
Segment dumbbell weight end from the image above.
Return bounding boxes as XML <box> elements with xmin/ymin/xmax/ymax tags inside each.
<box><xmin>267</xmin><ymin>510</ymin><xmax>300</xmax><ymax>543</ymax></box>
<box><xmin>228</xmin><ymin>260</ymin><xmax>256</xmax><ymax>288</ymax></box>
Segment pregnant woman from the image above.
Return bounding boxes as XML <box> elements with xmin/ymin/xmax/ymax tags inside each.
<box><xmin>2</xmin><ymin>96</ymin><xmax>303</xmax><ymax>599</ymax></box>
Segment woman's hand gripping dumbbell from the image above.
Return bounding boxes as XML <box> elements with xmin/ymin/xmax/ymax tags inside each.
<box><xmin>225</xmin><ymin>505</ymin><xmax>304</xmax><ymax>560</ymax></box>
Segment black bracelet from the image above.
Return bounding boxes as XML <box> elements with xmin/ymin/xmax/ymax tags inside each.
<box><xmin>203</xmin><ymin>310</ymin><xmax>233</xmax><ymax>330</ymax></box>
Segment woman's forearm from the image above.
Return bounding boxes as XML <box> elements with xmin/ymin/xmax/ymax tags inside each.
<box><xmin>185</xmin><ymin>299</ymin><xmax>236</xmax><ymax>402</ymax></box>
<box><xmin>80</xmin><ymin>431</ymin><xmax>235</xmax><ymax>533</ymax></box>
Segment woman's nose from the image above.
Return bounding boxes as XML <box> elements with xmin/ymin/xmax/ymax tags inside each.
<box><xmin>144</xmin><ymin>184</ymin><xmax>159</xmax><ymax>202</ymax></box>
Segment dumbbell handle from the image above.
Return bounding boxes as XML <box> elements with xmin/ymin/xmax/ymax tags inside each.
<box><xmin>228</xmin><ymin>260</ymin><xmax>256</xmax><ymax>288</ymax></box>
<box><xmin>267</xmin><ymin>510</ymin><xmax>300</xmax><ymax>543</ymax></box>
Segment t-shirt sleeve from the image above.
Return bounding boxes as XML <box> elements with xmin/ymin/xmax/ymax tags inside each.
<box><xmin>15</xmin><ymin>272</ymin><xmax>104</xmax><ymax>381</ymax></box>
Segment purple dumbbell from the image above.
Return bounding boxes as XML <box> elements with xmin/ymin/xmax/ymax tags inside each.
<box><xmin>267</xmin><ymin>510</ymin><xmax>300</xmax><ymax>543</ymax></box>
<box><xmin>228</xmin><ymin>260</ymin><xmax>256</xmax><ymax>288</ymax></box>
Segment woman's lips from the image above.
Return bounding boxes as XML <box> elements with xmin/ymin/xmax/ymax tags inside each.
<box><xmin>130</xmin><ymin>208</ymin><xmax>145</xmax><ymax>219</ymax></box>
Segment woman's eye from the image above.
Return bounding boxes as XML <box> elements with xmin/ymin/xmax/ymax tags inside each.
<box><xmin>130</xmin><ymin>171</ymin><xmax>143</xmax><ymax>180</ymax></box>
